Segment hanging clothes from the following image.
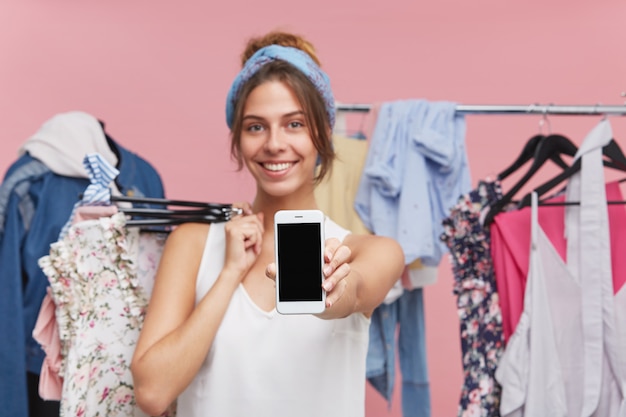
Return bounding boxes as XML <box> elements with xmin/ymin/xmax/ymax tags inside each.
<box><xmin>354</xmin><ymin>99</ymin><xmax>471</xmax><ymax>267</ymax></box>
<box><xmin>352</xmin><ymin>100</ymin><xmax>470</xmax><ymax>417</ymax></box>
<box><xmin>18</xmin><ymin>111</ymin><xmax>119</xmax><ymax>176</ymax></box>
<box><xmin>495</xmin><ymin>192</ymin><xmax>570</xmax><ymax>417</ymax></box>
<box><xmin>0</xmin><ymin>111</ymin><xmax>165</xmax><ymax>417</ymax></box>
<box><xmin>440</xmin><ymin>180</ymin><xmax>506</xmax><ymax>417</ymax></box>
<box><xmin>31</xmin><ymin>290</ymin><xmax>63</xmax><ymax>401</ymax></box>
<box><xmin>32</xmin><ymin>204</ymin><xmax>121</xmax><ymax>401</ymax></box>
<box><xmin>314</xmin><ymin>134</ymin><xmax>371</xmax><ymax>236</ymax></box>
<box><xmin>38</xmin><ymin>212</ymin><xmax>174</xmax><ymax>417</ymax></box>
<box><xmin>494</xmin><ymin>119</ymin><xmax>626</xmax><ymax>416</ymax></box>
<box><xmin>490</xmin><ymin>181</ymin><xmax>626</xmax><ymax>342</ymax></box>
<box><xmin>366</xmin><ymin>288</ymin><xmax>431</xmax><ymax>417</ymax></box>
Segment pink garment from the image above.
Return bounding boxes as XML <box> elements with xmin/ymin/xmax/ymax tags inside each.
<box><xmin>491</xmin><ymin>181</ymin><xmax>626</xmax><ymax>342</ymax></box>
<box><xmin>73</xmin><ymin>204</ymin><xmax>119</xmax><ymax>223</ymax></box>
<box><xmin>32</xmin><ymin>290</ymin><xmax>63</xmax><ymax>401</ymax></box>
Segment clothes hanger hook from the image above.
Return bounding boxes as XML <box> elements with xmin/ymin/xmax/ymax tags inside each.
<box><xmin>538</xmin><ymin>104</ymin><xmax>552</xmax><ymax>134</ymax></box>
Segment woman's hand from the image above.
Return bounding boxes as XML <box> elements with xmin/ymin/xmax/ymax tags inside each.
<box><xmin>223</xmin><ymin>202</ymin><xmax>264</xmax><ymax>280</ymax></box>
<box><xmin>264</xmin><ymin>237</ymin><xmax>352</xmax><ymax>310</ymax></box>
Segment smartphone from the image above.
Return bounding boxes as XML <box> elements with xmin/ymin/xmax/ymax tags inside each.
<box><xmin>274</xmin><ymin>209</ymin><xmax>326</xmax><ymax>314</ymax></box>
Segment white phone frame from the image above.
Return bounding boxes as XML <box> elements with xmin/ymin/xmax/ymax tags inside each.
<box><xmin>274</xmin><ymin>209</ymin><xmax>326</xmax><ymax>315</ymax></box>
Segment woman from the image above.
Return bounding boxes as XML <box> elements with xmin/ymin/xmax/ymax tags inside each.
<box><xmin>131</xmin><ymin>31</ymin><xmax>404</xmax><ymax>417</ymax></box>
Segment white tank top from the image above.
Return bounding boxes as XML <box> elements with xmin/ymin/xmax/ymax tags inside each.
<box><xmin>177</xmin><ymin>218</ymin><xmax>371</xmax><ymax>417</ymax></box>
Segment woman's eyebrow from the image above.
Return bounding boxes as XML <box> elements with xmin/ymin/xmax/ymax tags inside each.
<box><xmin>243</xmin><ymin>110</ymin><xmax>305</xmax><ymax>121</ymax></box>
<box><xmin>282</xmin><ymin>111</ymin><xmax>305</xmax><ymax>118</ymax></box>
<box><xmin>242</xmin><ymin>114</ymin><xmax>264</xmax><ymax>121</ymax></box>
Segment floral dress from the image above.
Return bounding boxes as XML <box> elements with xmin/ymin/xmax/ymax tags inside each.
<box><xmin>38</xmin><ymin>213</ymin><xmax>174</xmax><ymax>417</ymax></box>
<box><xmin>440</xmin><ymin>180</ymin><xmax>505</xmax><ymax>417</ymax></box>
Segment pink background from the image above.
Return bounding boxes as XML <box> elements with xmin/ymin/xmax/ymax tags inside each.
<box><xmin>2</xmin><ymin>1</ymin><xmax>625</xmax><ymax>416</ymax></box>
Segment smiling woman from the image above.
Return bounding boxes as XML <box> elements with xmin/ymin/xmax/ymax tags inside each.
<box><xmin>239</xmin><ymin>81</ymin><xmax>319</xmax><ymax>199</ymax></box>
<box><xmin>227</xmin><ymin>36</ymin><xmax>335</xmax><ymax>179</ymax></box>
<box><xmin>129</xmin><ymin>30</ymin><xmax>405</xmax><ymax>417</ymax></box>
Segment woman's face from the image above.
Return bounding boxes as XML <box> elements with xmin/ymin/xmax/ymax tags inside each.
<box><xmin>239</xmin><ymin>80</ymin><xmax>317</xmax><ymax>198</ymax></box>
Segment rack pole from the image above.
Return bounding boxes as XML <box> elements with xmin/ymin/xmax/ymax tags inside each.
<box><xmin>335</xmin><ymin>103</ymin><xmax>626</xmax><ymax>116</ymax></box>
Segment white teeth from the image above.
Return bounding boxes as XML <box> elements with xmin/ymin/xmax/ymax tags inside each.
<box><xmin>263</xmin><ymin>162</ymin><xmax>292</xmax><ymax>172</ymax></box>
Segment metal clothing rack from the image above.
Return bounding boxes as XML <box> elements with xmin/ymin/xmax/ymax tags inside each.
<box><xmin>336</xmin><ymin>103</ymin><xmax>626</xmax><ymax>116</ymax></box>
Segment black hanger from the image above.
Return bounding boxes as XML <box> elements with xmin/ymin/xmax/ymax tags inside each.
<box><xmin>77</xmin><ymin>193</ymin><xmax>242</xmax><ymax>228</ymax></box>
<box><xmin>483</xmin><ymin>133</ymin><xmax>578</xmax><ymax>225</ymax></box>
<box><xmin>516</xmin><ymin>138</ymin><xmax>626</xmax><ymax>208</ymax></box>
<box><xmin>497</xmin><ymin>134</ymin><xmax>570</xmax><ymax>181</ymax></box>
<box><xmin>120</xmin><ymin>206</ymin><xmax>238</xmax><ymax>223</ymax></box>
<box><xmin>114</xmin><ymin>195</ymin><xmax>241</xmax><ymax>227</ymax></box>
<box><xmin>110</xmin><ymin>194</ymin><xmax>240</xmax><ymax>211</ymax></box>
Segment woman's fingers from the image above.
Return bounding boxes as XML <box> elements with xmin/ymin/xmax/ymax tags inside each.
<box><xmin>323</xmin><ymin>244</ymin><xmax>351</xmax><ymax>278</ymax></box>
<box><xmin>323</xmin><ymin>238</ymin><xmax>341</xmax><ymax>263</ymax></box>
<box><xmin>224</xmin><ymin>213</ymin><xmax>265</xmax><ymax>273</ymax></box>
<box><xmin>324</xmin><ymin>272</ymin><xmax>348</xmax><ymax>308</ymax></box>
<box><xmin>322</xmin><ymin>262</ymin><xmax>350</xmax><ymax>293</ymax></box>
<box><xmin>321</xmin><ymin>241</ymin><xmax>352</xmax><ymax>309</ymax></box>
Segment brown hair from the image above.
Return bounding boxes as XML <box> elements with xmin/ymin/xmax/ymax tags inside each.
<box><xmin>229</xmin><ymin>31</ymin><xmax>334</xmax><ymax>183</ymax></box>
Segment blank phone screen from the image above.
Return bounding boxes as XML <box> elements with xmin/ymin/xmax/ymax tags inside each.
<box><xmin>277</xmin><ymin>222</ymin><xmax>323</xmax><ymax>301</ymax></box>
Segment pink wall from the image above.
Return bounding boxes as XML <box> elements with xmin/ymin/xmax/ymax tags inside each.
<box><xmin>2</xmin><ymin>1</ymin><xmax>625</xmax><ymax>416</ymax></box>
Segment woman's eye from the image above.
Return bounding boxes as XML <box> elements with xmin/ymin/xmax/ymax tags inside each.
<box><xmin>288</xmin><ymin>121</ymin><xmax>304</xmax><ymax>129</ymax></box>
<box><xmin>246</xmin><ymin>124</ymin><xmax>264</xmax><ymax>132</ymax></box>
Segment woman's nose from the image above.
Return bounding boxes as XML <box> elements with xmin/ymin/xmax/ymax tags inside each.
<box><xmin>264</xmin><ymin>128</ymin><xmax>287</xmax><ymax>153</ymax></box>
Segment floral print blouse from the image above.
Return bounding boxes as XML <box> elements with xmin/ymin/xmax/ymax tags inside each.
<box><xmin>38</xmin><ymin>213</ymin><xmax>174</xmax><ymax>417</ymax></box>
<box><xmin>440</xmin><ymin>180</ymin><xmax>506</xmax><ymax>417</ymax></box>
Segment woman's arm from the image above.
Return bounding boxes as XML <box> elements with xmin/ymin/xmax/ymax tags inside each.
<box><xmin>318</xmin><ymin>233</ymin><xmax>405</xmax><ymax>319</ymax></box>
<box><xmin>131</xmin><ymin>212</ymin><xmax>264</xmax><ymax>416</ymax></box>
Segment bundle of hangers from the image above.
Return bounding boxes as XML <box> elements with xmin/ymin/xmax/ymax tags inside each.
<box><xmin>115</xmin><ymin>195</ymin><xmax>242</xmax><ymax>227</ymax></box>
<box><xmin>481</xmin><ymin>131</ymin><xmax>626</xmax><ymax>225</ymax></box>
<box><xmin>79</xmin><ymin>193</ymin><xmax>242</xmax><ymax>228</ymax></box>
<box><xmin>336</xmin><ymin>101</ymin><xmax>626</xmax><ymax>222</ymax></box>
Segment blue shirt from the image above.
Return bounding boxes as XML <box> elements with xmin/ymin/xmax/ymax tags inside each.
<box><xmin>0</xmin><ymin>141</ymin><xmax>164</xmax><ymax>417</ymax></box>
<box><xmin>354</xmin><ymin>100</ymin><xmax>471</xmax><ymax>266</ymax></box>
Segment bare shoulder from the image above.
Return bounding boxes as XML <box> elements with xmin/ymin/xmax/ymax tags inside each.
<box><xmin>156</xmin><ymin>222</ymin><xmax>213</xmax><ymax>284</ymax></box>
<box><xmin>163</xmin><ymin>222</ymin><xmax>211</xmax><ymax>254</ymax></box>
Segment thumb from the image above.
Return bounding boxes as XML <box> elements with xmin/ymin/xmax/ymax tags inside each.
<box><xmin>265</xmin><ymin>262</ymin><xmax>276</xmax><ymax>281</ymax></box>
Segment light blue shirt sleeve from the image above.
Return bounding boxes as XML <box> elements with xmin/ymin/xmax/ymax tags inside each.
<box><xmin>354</xmin><ymin>101</ymin><xmax>409</xmax><ymax>236</ymax></box>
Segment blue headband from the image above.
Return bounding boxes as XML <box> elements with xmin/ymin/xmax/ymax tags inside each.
<box><xmin>225</xmin><ymin>45</ymin><xmax>335</xmax><ymax>131</ymax></box>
